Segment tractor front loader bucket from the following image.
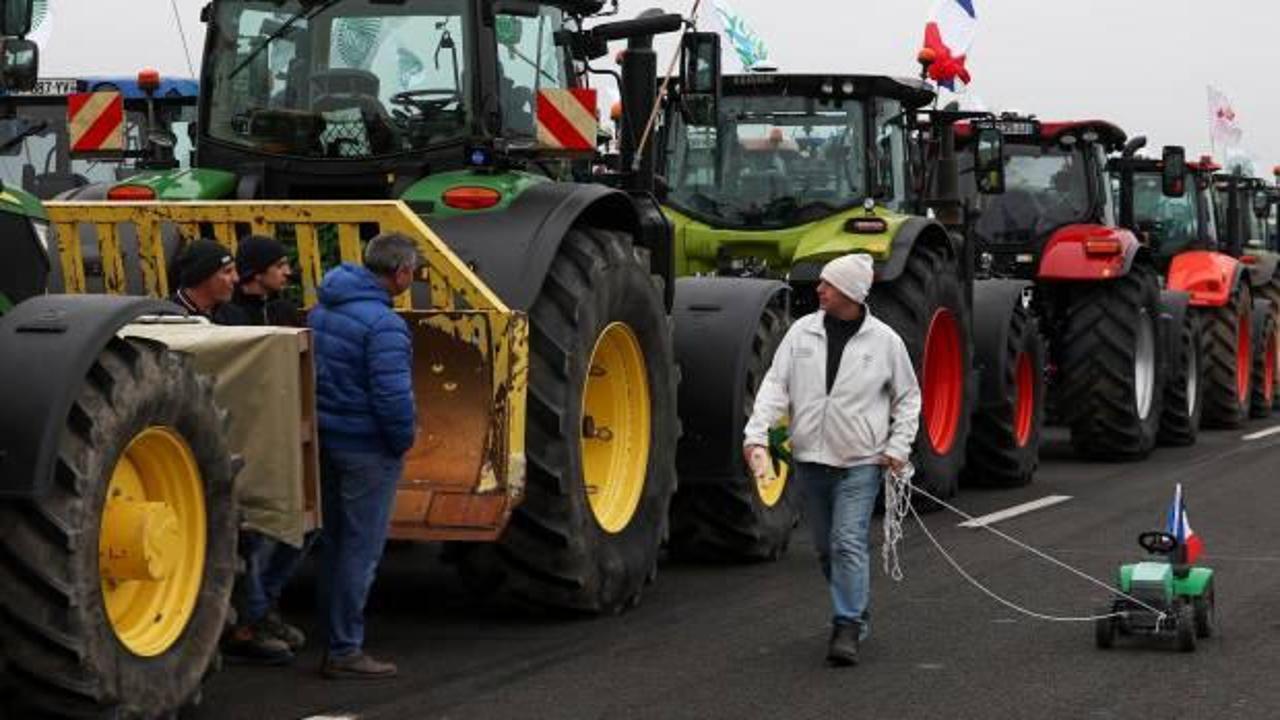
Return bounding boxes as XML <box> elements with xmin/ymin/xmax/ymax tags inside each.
<box><xmin>45</xmin><ymin>200</ymin><xmax>529</xmax><ymax>542</ymax></box>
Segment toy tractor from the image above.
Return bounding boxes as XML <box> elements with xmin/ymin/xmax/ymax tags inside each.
<box><xmin>1095</xmin><ymin>530</ymin><xmax>1214</xmax><ymax>652</ymax></box>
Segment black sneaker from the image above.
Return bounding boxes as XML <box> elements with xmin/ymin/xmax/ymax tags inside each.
<box><xmin>222</xmin><ymin>623</ymin><xmax>294</xmax><ymax>666</ymax></box>
<box><xmin>826</xmin><ymin>622</ymin><xmax>861</xmax><ymax>667</ymax></box>
<box><xmin>321</xmin><ymin>652</ymin><xmax>398</xmax><ymax>680</ymax></box>
<box><xmin>262</xmin><ymin>610</ymin><xmax>306</xmax><ymax>651</ymax></box>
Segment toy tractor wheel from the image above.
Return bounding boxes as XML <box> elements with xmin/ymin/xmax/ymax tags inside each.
<box><xmin>1194</xmin><ymin>583</ymin><xmax>1215</xmax><ymax>639</ymax></box>
<box><xmin>0</xmin><ymin>337</ymin><xmax>237</xmax><ymax>717</ymax></box>
<box><xmin>1176</xmin><ymin>601</ymin><xmax>1197</xmax><ymax>652</ymax></box>
<box><xmin>489</xmin><ymin>226</ymin><xmax>678</xmax><ymax>613</ymax></box>
<box><xmin>669</xmin><ymin>303</ymin><xmax>799</xmax><ymax>561</ymax></box>
<box><xmin>1095</xmin><ymin>609</ymin><xmax>1117</xmax><ymax>650</ymax></box>
<box><xmin>1157</xmin><ymin>305</ymin><xmax>1205</xmax><ymax>446</ymax></box>
<box><xmin>1249</xmin><ymin>301</ymin><xmax>1277</xmax><ymax>419</ymax></box>
<box><xmin>869</xmin><ymin>239</ymin><xmax>970</xmax><ymax>504</ymax></box>
<box><xmin>965</xmin><ymin>284</ymin><xmax>1044</xmax><ymax>487</ymax></box>
<box><xmin>1057</xmin><ymin>264</ymin><xmax>1164</xmax><ymax>460</ymax></box>
<box><xmin>1198</xmin><ymin>280</ymin><xmax>1252</xmax><ymax>428</ymax></box>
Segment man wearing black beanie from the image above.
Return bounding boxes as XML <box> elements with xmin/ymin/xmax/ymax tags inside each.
<box><xmin>216</xmin><ymin>235</ymin><xmax>298</xmax><ymax>327</ymax></box>
<box><xmin>171</xmin><ymin>238</ymin><xmax>237</xmax><ymax>318</ymax></box>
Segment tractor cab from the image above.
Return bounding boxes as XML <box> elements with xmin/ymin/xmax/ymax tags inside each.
<box><xmin>1214</xmin><ymin>172</ymin><xmax>1277</xmax><ymax>256</ymax></box>
<box><xmin>1108</xmin><ymin>150</ymin><xmax>1220</xmax><ymax>269</ymax></box>
<box><xmin>193</xmin><ymin>0</ymin><xmax>586</xmax><ymax>199</ymax></box>
<box><xmin>959</xmin><ymin>116</ymin><xmax>1127</xmax><ymax>280</ymax></box>
<box><xmin>663</xmin><ymin>72</ymin><xmax>934</xmax><ymax>233</ymax></box>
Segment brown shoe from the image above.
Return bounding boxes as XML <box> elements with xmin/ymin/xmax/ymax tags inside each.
<box><xmin>321</xmin><ymin>652</ymin><xmax>398</xmax><ymax>680</ymax></box>
<box><xmin>222</xmin><ymin>623</ymin><xmax>294</xmax><ymax>666</ymax></box>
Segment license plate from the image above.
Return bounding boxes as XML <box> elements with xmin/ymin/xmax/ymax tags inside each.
<box><xmin>13</xmin><ymin>78</ymin><xmax>81</xmax><ymax>96</ymax></box>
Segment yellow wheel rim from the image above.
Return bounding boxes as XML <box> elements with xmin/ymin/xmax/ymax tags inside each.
<box><xmin>99</xmin><ymin>426</ymin><xmax>206</xmax><ymax>657</ymax></box>
<box><xmin>756</xmin><ymin>424</ymin><xmax>790</xmax><ymax>508</ymax></box>
<box><xmin>580</xmin><ymin>322</ymin><xmax>651</xmax><ymax>534</ymax></box>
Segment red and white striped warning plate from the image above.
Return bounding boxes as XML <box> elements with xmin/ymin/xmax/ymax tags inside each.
<box><xmin>68</xmin><ymin>91</ymin><xmax>125</xmax><ymax>153</ymax></box>
<box><xmin>536</xmin><ymin>88</ymin><xmax>599</xmax><ymax>152</ymax></box>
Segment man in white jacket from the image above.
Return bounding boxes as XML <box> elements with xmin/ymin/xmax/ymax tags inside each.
<box><xmin>744</xmin><ymin>253</ymin><xmax>921</xmax><ymax>666</ymax></box>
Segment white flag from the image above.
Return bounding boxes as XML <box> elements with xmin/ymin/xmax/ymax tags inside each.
<box><xmin>1207</xmin><ymin>85</ymin><xmax>1243</xmax><ymax>149</ymax></box>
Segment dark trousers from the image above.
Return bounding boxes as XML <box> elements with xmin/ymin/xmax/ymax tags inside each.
<box><xmin>316</xmin><ymin>448</ymin><xmax>403</xmax><ymax>658</ymax></box>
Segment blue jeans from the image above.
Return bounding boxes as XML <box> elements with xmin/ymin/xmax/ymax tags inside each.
<box><xmin>317</xmin><ymin>448</ymin><xmax>403</xmax><ymax>658</ymax></box>
<box><xmin>797</xmin><ymin>462</ymin><xmax>882</xmax><ymax>630</ymax></box>
<box><xmin>236</xmin><ymin>530</ymin><xmax>315</xmax><ymax>625</ymax></box>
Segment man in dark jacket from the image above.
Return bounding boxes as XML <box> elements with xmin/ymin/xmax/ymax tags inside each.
<box><xmin>309</xmin><ymin>232</ymin><xmax>418</xmax><ymax>679</ymax></box>
<box><xmin>216</xmin><ymin>235</ymin><xmax>299</xmax><ymax>327</ymax></box>
<box><xmin>171</xmin><ymin>239</ymin><xmax>237</xmax><ymax>318</ymax></box>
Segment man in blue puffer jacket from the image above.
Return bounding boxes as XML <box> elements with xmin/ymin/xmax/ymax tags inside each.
<box><xmin>309</xmin><ymin>232</ymin><xmax>419</xmax><ymax>679</ymax></box>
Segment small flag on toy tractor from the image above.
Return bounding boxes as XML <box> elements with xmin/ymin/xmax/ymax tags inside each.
<box><xmin>921</xmin><ymin>0</ymin><xmax>977</xmax><ymax>91</ymax></box>
<box><xmin>1165</xmin><ymin>483</ymin><xmax>1204</xmax><ymax>565</ymax></box>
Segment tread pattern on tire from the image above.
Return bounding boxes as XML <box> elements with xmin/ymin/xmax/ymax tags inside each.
<box><xmin>669</xmin><ymin>305</ymin><xmax>799</xmax><ymax>561</ymax></box>
<box><xmin>1198</xmin><ymin>280</ymin><xmax>1251</xmax><ymax>429</ymax></box>
<box><xmin>1158</xmin><ymin>308</ymin><xmax>1204</xmax><ymax>446</ymax></box>
<box><xmin>964</xmin><ymin>298</ymin><xmax>1043</xmax><ymax>487</ymax></box>
<box><xmin>1057</xmin><ymin>265</ymin><xmax>1164</xmax><ymax>460</ymax></box>
<box><xmin>868</xmin><ymin>239</ymin><xmax>970</xmax><ymax>502</ymax></box>
<box><xmin>491</xmin><ymin>227</ymin><xmax>678</xmax><ymax>614</ymax></box>
<box><xmin>0</xmin><ymin>337</ymin><xmax>237</xmax><ymax>719</ymax></box>
<box><xmin>1249</xmin><ymin>301</ymin><xmax>1276</xmax><ymax>419</ymax></box>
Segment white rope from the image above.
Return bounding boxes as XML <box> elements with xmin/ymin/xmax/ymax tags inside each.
<box><xmin>880</xmin><ymin>471</ymin><xmax>1166</xmax><ymax>624</ymax></box>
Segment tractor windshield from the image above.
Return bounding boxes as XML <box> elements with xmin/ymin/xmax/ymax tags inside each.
<box><xmin>1130</xmin><ymin>170</ymin><xmax>1198</xmax><ymax>257</ymax></box>
<box><xmin>206</xmin><ymin>0</ymin><xmax>472</xmax><ymax>159</ymax></box>
<box><xmin>970</xmin><ymin>143</ymin><xmax>1093</xmax><ymax>247</ymax></box>
<box><xmin>665</xmin><ymin>94</ymin><xmax>873</xmax><ymax>229</ymax></box>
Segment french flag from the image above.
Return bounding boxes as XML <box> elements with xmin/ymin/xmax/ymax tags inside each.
<box><xmin>1165</xmin><ymin>483</ymin><xmax>1204</xmax><ymax>565</ymax></box>
<box><xmin>922</xmin><ymin>0</ymin><xmax>978</xmax><ymax>91</ymax></box>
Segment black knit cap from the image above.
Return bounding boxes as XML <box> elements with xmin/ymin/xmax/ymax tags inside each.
<box><xmin>176</xmin><ymin>239</ymin><xmax>234</xmax><ymax>289</ymax></box>
<box><xmin>236</xmin><ymin>235</ymin><xmax>288</xmax><ymax>281</ymax></box>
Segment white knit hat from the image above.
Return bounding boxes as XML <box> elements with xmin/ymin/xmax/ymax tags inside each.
<box><xmin>819</xmin><ymin>253</ymin><xmax>875</xmax><ymax>304</ymax></box>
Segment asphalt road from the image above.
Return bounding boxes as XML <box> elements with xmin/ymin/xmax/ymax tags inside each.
<box><xmin>196</xmin><ymin>419</ymin><xmax>1280</xmax><ymax>720</ymax></box>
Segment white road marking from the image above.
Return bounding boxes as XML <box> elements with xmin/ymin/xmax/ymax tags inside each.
<box><xmin>304</xmin><ymin>715</ymin><xmax>360</xmax><ymax>720</ymax></box>
<box><xmin>1242</xmin><ymin>425</ymin><xmax>1280</xmax><ymax>441</ymax></box>
<box><xmin>958</xmin><ymin>495</ymin><xmax>1073</xmax><ymax>529</ymax></box>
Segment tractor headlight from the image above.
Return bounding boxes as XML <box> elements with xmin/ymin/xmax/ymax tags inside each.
<box><xmin>30</xmin><ymin>219</ymin><xmax>50</xmax><ymax>256</ymax></box>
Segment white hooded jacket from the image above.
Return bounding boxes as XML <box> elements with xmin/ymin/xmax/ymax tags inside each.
<box><xmin>744</xmin><ymin>309</ymin><xmax>922</xmax><ymax>467</ymax></box>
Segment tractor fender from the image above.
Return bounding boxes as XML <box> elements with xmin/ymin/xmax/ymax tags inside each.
<box><xmin>429</xmin><ymin>182</ymin><xmax>671</xmax><ymax>311</ymax></box>
<box><xmin>875</xmin><ymin>217</ymin><xmax>957</xmax><ymax>284</ymax></box>
<box><xmin>1166</xmin><ymin>251</ymin><xmax>1244</xmax><ymax>308</ymax></box>
<box><xmin>1157</xmin><ymin>289</ymin><xmax>1193</xmax><ymax>384</ymax></box>
<box><xmin>971</xmin><ymin>278</ymin><xmax>1034</xmax><ymax>405</ymax></box>
<box><xmin>1036</xmin><ymin>225</ymin><xmax>1142</xmax><ymax>281</ymax></box>
<box><xmin>0</xmin><ymin>295</ymin><xmax>183</xmax><ymax>498</ymax></box>
<box><xmin>673</xmin><ymin>276</ymin><xmax>788</xmax><ymax>480</ymax></box>
<box><xmin>1244</xmin><ymin>252</ymin><xmax>1280</xmax><ymax>289</ymax></box>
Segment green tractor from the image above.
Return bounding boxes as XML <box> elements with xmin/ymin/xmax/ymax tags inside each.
<box><xmin>661</xmin><ymin>63</ymin><xmax>1046</xmax><ymax>497</ymax></box>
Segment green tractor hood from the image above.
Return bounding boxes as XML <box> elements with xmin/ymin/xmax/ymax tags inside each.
<box><xmin>666</xmin><ymin>204</ymin><xmax>908</xmax><ymax>276</ymax></box>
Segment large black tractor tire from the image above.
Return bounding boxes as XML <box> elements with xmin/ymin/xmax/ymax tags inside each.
<box><xmin>868</xmin><ymin>240</ymin><xmax>971</xmax><ymax>503</ymax></box>
<box><xmin>669</xmin><ymin>305</ymin><xmax>799</xmax><ymax>561</ymax></box>
<box><xmin>964</xmin><ymin>289</ymin><xmax>1044</xmax><ymax>487</ymax></box>
<box><xmin>1057</xmin><ymin>265</ymin><xmax>1165</xmax><ymax>461</ymax></box>
<box><xmin>1158</xmin><ymin>304</ymin><xmax>1205</xmax><ymax>447</ymax></box>
<box><xmin>1258</xmin><ymin>274</ymin><xmax>1280</xmax><ymax>408</ymax></box>
<box><xmin>1249</xmin><ymin>299</ymin><xmax>1276</xmax><ymax>419</ymax></box>
<box><xmin>0</xmin><ymin>337</ymin><xmax>237</xmax><ymax>719</ymax></box>
<box><xmin>1197</xmin><ymin>280</ymin><xmax>1253</xmax><ymax>429</ymax></box>
<box><xmin>487</xmin><ymin>226</ymin><xmax>678</xmax><ymax>613</ymax></box>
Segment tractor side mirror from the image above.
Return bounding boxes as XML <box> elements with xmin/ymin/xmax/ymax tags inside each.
<box><xmin>0</xmin><ymin>36</ymin><xmax>37</xmax><ymax>92</ymax></box>
<box><xmin>973</xmin><ymin>127</ymin><xmax>1005</xmax><ymax>195</ymax></box>
<box><xmin>1162</xmin><ymin>145</ymin><xmax>1186</xmax><ymax>198</ymax></box>
<box><xmin>1</xmin><ymin>0</ymin><xmax>33</xmax><ymax>37</ymax></box>
<box><xmin>1253</xmin><ymin>189</ymin><xmax>1272</xmax><ymax>218</ymax></box>
<box><xmin>679</xmin><ymin>31</ymin><xmax>720</xmax><ymax>128</ymax></box>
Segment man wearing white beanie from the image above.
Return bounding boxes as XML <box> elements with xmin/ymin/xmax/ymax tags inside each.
<box><xmin>744</xmin><ymin>252</ymin><xmax>921</xmax><ymax>667</ymax></box>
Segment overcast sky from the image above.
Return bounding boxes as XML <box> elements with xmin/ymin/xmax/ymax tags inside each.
<box><xmin>36</xmin><ymin>0</ymin><xmax>1279</xmax><ymax>171</ymax></box>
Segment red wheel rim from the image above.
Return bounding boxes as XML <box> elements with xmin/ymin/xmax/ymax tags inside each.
<box><xmin>1013</xmin><ymin>351</ymin><xmax>1035</xmax><ymax>448</ymax></box>
<box><xmin>1237</xmin><ymin>307</ymin><xmax>1251</xmax><ymax>404</ymax></box>
<box><xmin>923</xmin><ymin>308</ymin><xmax>964</xmax><ymax>455</ymax></box>
<box><xmin>1266</xmin><ymin>332</ymin><xmax>1277</xmax><ymax>406</ymax></box>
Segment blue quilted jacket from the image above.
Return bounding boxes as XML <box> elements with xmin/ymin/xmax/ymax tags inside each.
<box><xmin>309</xmin><ymin>264</ymin><xmax>416</xmax><ymax>457</ymax></box>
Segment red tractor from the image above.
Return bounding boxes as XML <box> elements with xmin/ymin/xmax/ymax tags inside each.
<box><xmin>959</xmin><ymin>116</ymin><xmax>1170</xmax><ymax>460</ymax></box>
